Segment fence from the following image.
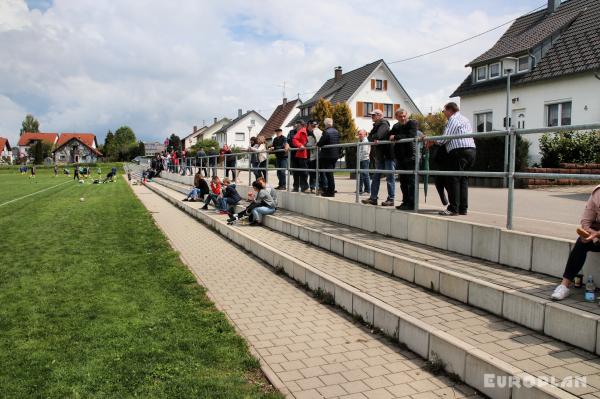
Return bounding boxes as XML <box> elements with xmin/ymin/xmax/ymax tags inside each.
<box><xmin>151</xmin><ymin>123</ymin><xmax>600</xmax><ymax>230</ymax></box>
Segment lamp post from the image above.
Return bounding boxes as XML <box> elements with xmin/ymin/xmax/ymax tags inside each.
<box><xmin>502</xmin><ymin>57</ymin><xmax>518</xmax><ymax>188</ymax></box>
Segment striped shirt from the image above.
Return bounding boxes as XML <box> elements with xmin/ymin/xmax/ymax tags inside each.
<box><xmin>442</xmin><ymin>112</ymin><xmax>476</xmax><ymax>152</ymax></box>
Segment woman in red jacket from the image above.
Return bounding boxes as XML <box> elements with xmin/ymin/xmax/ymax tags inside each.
<box><xmin>291</xmin><ymin>120</ymin><xmax>309</xmax><ymax>192</ymax></box>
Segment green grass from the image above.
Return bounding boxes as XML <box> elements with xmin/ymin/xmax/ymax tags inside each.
<box><xmin>0</xmin><ymin>169</ymin><xmax>282</xmax><ymax>398</ymax></box>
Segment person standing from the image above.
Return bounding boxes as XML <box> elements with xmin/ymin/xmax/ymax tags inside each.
<box><xmin>438</xmin><ymin>102</ymin><xmax>476</xmax><ymax>216</ymax></box>
<box><xmin>53</xmin><ymin>164</ymin><xmax>58</xmax><ymax>177</ymax></box>
<box><xmin>269</xmin><ymin>128</ymin><xmax>289</xmax><ymax>189</ymax></box>
<box><xmin>291</xmin><ymin>120</ymin><xmax>309</xmax><ymax>192</ymax></box>
<box><xmin>362</xmin><ymin>109</ymin><xmax>394</xmax><ymax>206</ymax></box>
<box><xmin>255</xmin><ymin>136</ymin><xmax>268</xmax><ymax>180</ymax></box>
<box><xmin>73</xmin><ymin>164</ymin><xmax>80</xmax><ymax>180</ymax></box>
<box><xmin>551</xmin><ymin>185</ymin><xmax>600</xmax><ymax>300</ymax></box>
<box><xmin>390</xmin><ymin>109</ymin><xmax>419</xmax><ymax>210</ymax></box>
<box><xmin>221</xmin><ymin>144</ymin><xmax>237</xmax><ymax>181</ymax></box>
<box><xmin>196</xmin><ymin>148</ymin><xmax>208</xmax><ymax>176</ymax></box>
<box><xmin>317</xmin><ymin>117</ymin><xmax>340</xmax><ymax>197</ymax></box>
<box><xmin>357</xmin><ymin>129</ymin><xmax>371</xmax><ymax>195</ymax></box>
<box><xmin>306</xmin><ymin>120</ymin><xmax>319</xmax><ymax>193</ymax></box>
<box><xmin>207</xmin><ymin>147</ymin><xmax>218</xmax><ymax>177</ymax></box>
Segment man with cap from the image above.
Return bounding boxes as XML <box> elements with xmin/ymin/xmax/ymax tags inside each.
<box><xmin>317</xmin><ymin>117</ymin><xmax>340</xmax><ymax>197</ymax></box>
<box><xmin>362</xmin><ymin>109</ymin><xmax>394</xmax><ymax>206</ymax></box>
<box><xmin>269</xmin><ymin>128</ymin><xmax>289</xmax><ymax>189</ymax></box>
<box><xmin>291</xmin><ymin>119</ymin><xmax>309</xmax><ymax>192</ymax></box>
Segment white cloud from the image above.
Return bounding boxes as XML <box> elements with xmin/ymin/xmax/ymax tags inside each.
<box><xmin>0</xmin><ymin>0</ymin><xmax>539</xmax><ymax>145</ymax></box>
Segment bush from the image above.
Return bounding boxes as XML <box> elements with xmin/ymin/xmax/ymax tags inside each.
<box><xmin>189</xmin><ymin>139</ymin><xmax>220</xmax><ymax>157</ymax></box>
<box><xmin>471</xmin><ymin>136</ymin><xmax>530</xmax><ymax>172</ymax></box>
<box><xmin>539</xmin><ymin>130</ymin><xmax>600</xmax><ymax>167</ymax></box>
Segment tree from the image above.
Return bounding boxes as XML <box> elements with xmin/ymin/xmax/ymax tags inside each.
<box><xmin>102</xmin><ymin>126</ymin><xmax>137</xmax><ymax>161</ymax></box>
<box><xmin>27</xmin><ymin>141</ymin><xmax>52</xmax><ymax>164</ymax></box>
<box><xmin>190</xmin><ymin>139</ymin><xmax>220</xmax><ymax>156</ymax></box>
<box><xmin>20</xmin><ymin>114</ymin><xmax>40</xmax><ymax>135</ymax></box>
<box><xmin>310</xmin><ymin>98</ymin><xmax>334</xmax><ymax>130</ymax></box>
<box><xmin>332</xmin><ymin>102</ymin><xmax>359</xmax><ymax>170</ymax></box>
<box><xmin>134</xmin><ymin>141</ymin><xmax>146</xmax><ymax>159</ymax></box>
<box><xmin>102</xmin><ymin>130</ymin><xmax>114</xmax><ymax>159</ymax></box>
<box><xmin>410</xmin><ymin>112</ymin><xmax>447</xmax><ymax>136</ymax></box>
<box><xmin>167</xmin><ymin>134</ymin><xmax>181</xmax><ymax>152</ymax></box>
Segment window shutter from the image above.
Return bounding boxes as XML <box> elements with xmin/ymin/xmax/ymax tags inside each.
<box><xmin>371</xmin><ymin>79</ymin><xmax>375</xmax><ymax>90</ymax></box>
<box><xmin>383</xmin><ymin>80</ymin><xmax>388</xmax><ymax>91</ymax></box>
<box><xmin>356</xmin><ymin>102</ymin><xmax>364</xmax><ymax>117</ymax></box>
<box><xmin>393</xmin><ymin>104</ymin><xmax>400</xmax><ymax>114</ymax></box>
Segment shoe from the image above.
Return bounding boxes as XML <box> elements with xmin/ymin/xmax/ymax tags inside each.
<box><xmin>183</xmin><ymin>198</ymin><xmax>188</xmax><ymax>202</ymax></box>
<box><xmin>219</xmin><ymin>210</ymin><xmax>228</xmax><ymax>215</ymax></box>
<box><xmin>301</xmin><ymin>189</ymin><xmax>310</xmax><ymax>193</ymax></box>
<box><xmin>551</xmin><ymin>284</ymin><xmax>570</xmax><ymax>301</ymax></box>
<box><xmin>227</xmin><ymin>214</ymin><xmax>239</xmax><ymax>223</ymax></box>
<box><xmin>361</xmin><ymin>198</ymin><xmax>377</xmax><ymax>205</ymax></box>
<box><xmin>201</xmin><ymin>205</ymin><xmax>208</xmax><ymax>210</ymax></box>
<box><xmin>381</xmin><ymin>200</ymin><xmax>394</xmax><ymax>207</ymax></box>
<box><xmin>438</xmin><ymin>209</ymin><xmax>458</xmax><ymax>216</ymax></box>
<box><xmin>459</xmin><ymin>211</ymin><xmax>468</xmax><ymax>216</ymax></box>
<box><xmin>292</xmin><ymin>189</ymin><xmax>299</xmax><ymax>192</ymax></box>
<box><xmin>321</xmin><ymin>192</ymin><xmax>335</xmax><ymax>197</ymax></box>
<box><xmin>249</xmin><ymin>221</ymin><xmax>260</xmax><ymax>226</ymax></box>
<box><xmin>396</xmin><ymin>204</ymin><xmax>414</xmax><ymax>211</ymax></box>
<box><xmin>275</xmin><ymin>186</ymin><xmax>285</xmax><ymax>190</ymax></box>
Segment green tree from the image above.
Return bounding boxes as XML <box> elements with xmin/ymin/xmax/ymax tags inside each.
<box><xmin>20</xmin><ymin>114</ymin><xmax>40</xmax><ymax>135</ymax></box>
<box><xmin>27</xmin><ymin>141</ymin><xmax>52</xmax><ymax>164</ymax></box>
<box><xmin>110</xmin><ymin>126</ymin><xmax>137</xmax><ymax>161</ymax></box>
<box><xmin>190</xmin><ymin>139</ymin><xmax>220</xmax><ymax>156</ymax></box>
<box><xmin>410</xmin><ymin>112</ymin><xmax>447</xmax><ymax>136</ymax></box>
<box><xmin>332</xmin><ymin>102</ymin><xmax>358</xmax><ymax>168</ymax></box>
<box><xmin>168</xmin><ymin>134</ymin><xmax>181</xmax><ymax>151</ymax></box>
<box><xmin>310</xmin><ymin>98</ymin><xmax>334</xmax><ymax>130</ymax></box>
<box><xmin>103</xmin><ymin>130</ymin><xmax>114</xmax><ymax>159</ymax></box>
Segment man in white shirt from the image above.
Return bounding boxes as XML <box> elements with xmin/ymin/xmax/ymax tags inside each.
<box><xmin>438</xmin><ymin>102</ymin><xmax>476</xmax><ymax>216</ymax></box>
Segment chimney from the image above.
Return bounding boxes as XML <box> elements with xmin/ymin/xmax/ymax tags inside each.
<box><xmin>334</xmin><ymin>66</ymin><xmax>342</xmax><ymax>82</ymax></box>
<box><xmin>548</xmin><ymin>0</ymin><xmax>560</xmax><ymax>13</ymax></box>
<box><xmin>193</xmin><ymin>125</ymin><xmax>197</xmax><ymax>133</ymax></box>
<box><xmin>238</xmin><ymin>108</ymin><xmax>243</xmax><ymax>118</ymax></box>
<box><xmin>213</xmin><ymin>117</ymin><xmax>217</xmax><ymax>124</ymax></box>
<box><xmin>283</xmin><ymin>97</ymin><xmax>287</xmax><ymax>105</ymax></box>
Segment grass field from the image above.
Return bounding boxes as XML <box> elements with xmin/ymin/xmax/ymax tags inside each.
<box><xmin>0</xmin><ymin>168</ymin><xmax>281</xmax><ymax>398</ymax></box>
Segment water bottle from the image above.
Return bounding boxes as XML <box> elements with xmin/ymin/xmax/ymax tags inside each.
<box><xmin>585</xmin><ymin>275</ymin><xmax>596</xmax><ymax>302</ymax></box>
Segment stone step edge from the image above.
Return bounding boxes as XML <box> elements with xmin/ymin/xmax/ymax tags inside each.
<box><xmin>152</xmin><ymin>178</ymin><xmax>600</xmax><ymax>356</ymax></box>
<box><xmin>143</xmin><ymin>181</ymin><xmax>578</xmax><ymax>399</ymax></box>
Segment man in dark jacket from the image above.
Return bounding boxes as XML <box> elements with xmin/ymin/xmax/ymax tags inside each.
<box><xmin>390</xmin><ymin>109</ymin><xmax>418</xmax><ymax>210</ymax></box>
<box><xmin>269</xmin><ymin>128</ymin><xmax>289</xmax><ymax>189</ymax></box>
<box><xmin>317</xmin><ymin>117</ymin><xmax>340</xmax><ymax>197</ymax></box>
<box><xmin>362</xmin><ymin>109</ymin><xmax>394</xmax><ymax>206</ymax></box>
<box><xmin>207</xmin><ymin>147</ymin><xmax>218</xmax><ymax>177</ymax></box>
<box><xmin>196</xmin><ymin>148</ymin><xmax>208</xmax><ymax>176</ymax></box>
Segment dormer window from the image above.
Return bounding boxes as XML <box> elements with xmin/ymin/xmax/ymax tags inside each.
<box><xmin>476</xmin><ymin>66</ymin><xmax>487</xmax><ymax>82</ymax></box>
<box><xmin>518</xmin><ymin>56</ymin><xmax>529</xmax><ymax>73</ymax></box>
<box><xmin>489</xmin><ymin>63</ymin><xmax>501</xmax><ymax>79</ymax></box>
<box><xmin>375</xmin><ymin>79</ymin><xmax>383</xmax><ymax>90</ymax></box>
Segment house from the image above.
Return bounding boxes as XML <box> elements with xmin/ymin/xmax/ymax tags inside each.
<box><xmin>451</xmin><ymin>0</ymin><xmax>600</xmax><ymax>164</ymax></box>
<box><xmin>258</xmin><ymin>98</ymin><xmax>302</xmax><ymax>142</ymax></box>
<box><xmin>18</xmin><ymin>132</ymin><xmax>59</xmax><ymax>157</ymax></box>
<box><xmin>289</xmin><ymin>59</ymin><xmax>421</xmax><ymax>132</ymax></box>
<box><xmin>182</xmin><ymin>126</ymin><xmax>208</xmax><ymax>149</ymax></box>
<box><xmin>195</xmin><ymin>117</ymin><xmax>231</xmax><ymax>143</ymax></box>
<box><xmin>213</xmin><ymin>109</ymin><xmax>267</xmax><ymax>149</ymax></box>
<box><xmin>0</xmin><ymin>137</ymin><xmax>12</xmax><ymax>163</ymax></box>
<box><xmin>143</xmin><ymin>141</ymin><xmax>166</xmax><ymax>156</ymax></box>
<box><xmin>53</xmin><ymin>133</ymin><xmax>102</xmax><ymax>164</ymax></box>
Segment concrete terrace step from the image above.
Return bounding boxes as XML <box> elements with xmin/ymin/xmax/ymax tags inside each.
<box><xmin>144</xmin><ymin>180</ymin><xmax>599</xmax><ymax>399</ymax></box>
<box><xmin>152</xmin><ymin>177</ymin><xmax>600</xmax><ymax>356</ymax></box>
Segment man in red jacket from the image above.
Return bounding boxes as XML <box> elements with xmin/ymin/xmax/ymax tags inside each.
<box><xmin>291</xmin><ymin>119</ymin><xmax>309</xmax><ymax>192</ymax></box>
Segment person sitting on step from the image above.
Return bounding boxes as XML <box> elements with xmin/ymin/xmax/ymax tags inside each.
<box><xmin>201</xmin><ymin>175</ymin><xmax>222</xmax><ymax>210</ymax></box>
<box><xmin>228</xmin><ymin>180</ymin><xmax>276</xmax><ymax>226</ymax></box>
<box><xmin>219</xmin><ymin>177</ymin><xmax>241</xmax><ymax>215</ymax></box>
<box><xmin>551</xmin><ymin>185</ymin><xmax>600</xmax><ymax>300</ymax></box>
<box><xmin>183</xmin><ymin>170</ymin><xmax>209</xmax><ymax>202</ymax></box>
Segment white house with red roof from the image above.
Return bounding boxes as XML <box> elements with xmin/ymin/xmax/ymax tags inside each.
<box><xmin>53</xmin><ymin>133</ymin><xmax>102</xmax><ymax>163</ymax></box>
<box><xmin>18</xmin><ymin>132</ymin><xmax>59</xmax><ymax>158</ymax></box>
<box><xmin>0</xmin><ymin>137</ymin><xmax>12</xmax><ymax>164</ymax></box>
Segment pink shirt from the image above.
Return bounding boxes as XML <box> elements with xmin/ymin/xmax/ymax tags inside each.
<box><xmin>582</xmin><ymin>185</ymin><xmax>600</xmax><ymax>237</ymax></box>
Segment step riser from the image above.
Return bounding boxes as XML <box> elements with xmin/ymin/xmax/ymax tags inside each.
<box><xmin>143</xmin><ymin>181</ymin><xmax>577</xmax><ymax>399</ymax></box>
<box><xmin>153</xmin><ymin>178</ymin><xmax>600</xmax><ymax>356</ymax></box>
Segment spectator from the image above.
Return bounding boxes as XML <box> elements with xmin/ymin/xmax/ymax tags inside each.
<box><xmin>431</xmin><ymin>145</ymin><xmax>449</xmax><ymax>206</ymax></box>
<box><xmin>54</xmin><ymin>164</ymin><xmax>58</xmax><ymax>177</ymax></box>
<box><xmin>317</xmin><ymin>117</ymin><xmax>340</xmax><ymax>198</ymax></box>
<box><xmin>74</xmin><ymin>164</ymin><xmax>80</xmax><ymax>180</ymax></box>
<box><xmin>257</xmin><ymin>176</ymin><xmax>278</xmax><ymax>208</ymax></box>
<box><xmin>551</xmin><ymin>185</ymin><xmax>600</xmax><ymax>300</ymax></box>
<box><xmin>287</xmin><ymin>121</ymin><xmax>301</xmax><ymax>189</ymax></box>
<box><xmin>183</xmin><ymin>170</ymin><xmax>209</xmax><ymax>202</ymax></box>
<box><xmin>390</xmin><ymin>109</ymin><xmax>419</xmax><ymax>210</ymax></box>
<box><xmin>269</xmin><ymin>128</ymin><xmax>289</xmax><ymax>189</ymax></box>
<box><xmin>221</xmin><ymin>144</ymin><xmax>237</xmax><ymax>181</ymax></box>
<box><xmin>172</xmin><ymin>150</ymin><xmax>179</xmax><ymax>173</ymax></box>
<box><xmin>291</xmin><ymin>120</ymin><xmax>309</xmax><ymax>193</ymax></box>
<box><xmin>362</xmin><ymin>109</ymin><xmax>394</xmax><ymax>206</ymax></box>
<box><xmin>219</xmin><ymin>177</ymin><xmax>241</xmax><ymax>214</ymax></box>
<box><xmin>357</xmin><ymin>129</ymin><xmax>371</xmax><ymax>195</ymax></box>
<box><xmin>255</xmin><ymin>136</ymin><xmax>268</xmax><ymax>180</ymax></box>
<box><xmin>201</xmin><ymin>175</ymin><xmax>222</xmax><ymax>210</ymax></box>
<box><xmin>306</xmin><ymin>120</ymin><xmax>319</xmax><ymax>193</ymax></box>
<box><xmin>438</xmin><ymin>102</ymin><xmax>476</xmax><ymax>216</ymax></box>
<box><xmin>248</xmin><ymin>137</ymin><xmax>260</xmax><ymax>179</ymax></box>
<box><xmin>207</xmin><ymin>147</ymin><xmax>218</xmax><ymax>177</ymax></box>
<box><xmin>196</xmin><ymin>148</ymin><xmax>208</xmax><ymax>176</ymax></box>
<box><xmin>227</xmin><ymin>180</ymin><xmax>274</xmax><ymax>225</ymax></box>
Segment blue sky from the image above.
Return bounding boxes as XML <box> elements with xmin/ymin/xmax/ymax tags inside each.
<box><xmin>2</xmin><ymin>0</ymin><xmax>543</xmax><ymax>145</ymax></box>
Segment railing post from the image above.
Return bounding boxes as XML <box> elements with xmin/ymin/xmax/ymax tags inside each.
<box><xmin>265</xmin><ymin>151</ymin><xmax>269</xmax><ymax>183</ymax></box>
<box><xmin>355</xmin><ymin>142</ymin><xmax>360</xmax><ymax>204</ymax></box>
<box><xmin>248</xmin><ymin>153</ymin><xmax>251</xmax><ymax>186</ymax></box>
<box><xmin>506</xmin><ymin>128</ymin><xmax>517</xmax><ymax>230</ymax></box>
<box><xmin>315</xmin><ymin>147</ymin><xmax>320</xmax><ymax>193</ymax></box>
<box><xmin>223</xmin><ymin>154</ymin><xmax>226</xmax><ymax>177</ymax></box>
<box><xmin>413</xmin><ymin>139</ymin><xmax>420</xmax><ymax>213</ymax></box>
<box><xmin>287</xmin><ymin>150</ymin><xmax>291</xmax><ymax>192</ymax></box>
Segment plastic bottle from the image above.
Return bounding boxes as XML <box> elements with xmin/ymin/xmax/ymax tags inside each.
<box><xmin>585</xmin><ymin>275</ymin><xmax>596</xmax><ymax>302</ymax></box>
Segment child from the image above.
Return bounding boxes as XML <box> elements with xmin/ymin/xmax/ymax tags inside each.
<box><xmin>201</xmin><ymin>176</ymin><xmax>222</xmax><ymax>210</ymax></box>
<box><xmin>228</xmin><ymin>180</ymin><xmax>275</xmax><ymax>226</ymax></box>
<box><xmin>219</xmin><ymin>178</ymin><xmax>241</xmax><ymax>215</ymax></box>
<box><xmin>74</xmin><ymin>164</ymin><xmax>80</xmax><ymax>180</ymax></box>
<box><xmin>183</xmin><ymin>171</ymin><xmax>209</xmax><ymax>202</ymax></box>
<box><xmin>30</xmin><ymin>165</ymin><xmax>36</xmax><ymax>179</ymax></box>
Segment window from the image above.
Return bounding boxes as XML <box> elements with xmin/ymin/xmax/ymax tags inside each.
<box><xmin>250</xmin><ymin>119</ymin><xmax>255</xmax><ymax>126</ymax></box>
<box><xmin>518</xmin><ymin>56</ymin><xmax>529</xmax><ymax>72</ymax></box>
<box><xmin>489</xmin><ymin>63</ymin><xmax>500</xmax><ymax>79</ymax></box>
<box><xmin>384</xmin><ymin>104</ymin><xmax>393</xmax><ymax>118</ymax></box>
<box><xmin>363</xmin><ymin>102</ymin><xmax>374</xmax><ymax>116</ymax></box>
<box><xmin>235</xmin><ymin>132</ymin><xmax>245</xmax><ymax>141</ymax></box>
<box><xmin>546</xmin><ymin>101</ymin><xmax>572</xmax><ymax>127</ymax></box>
<box><xmin>375</xmin><ymin>79</ymin><xmax>383</xmax><ymax>90</ymax></box>
<box><xmin>476</xmin><ymin>66</ymin><xmax>487</xmax><ymax>82</ymax></box>
<box><xmin>475</xmin><ymin>112</ymin><xmax>493</xmax><ymax>132</ymax></box>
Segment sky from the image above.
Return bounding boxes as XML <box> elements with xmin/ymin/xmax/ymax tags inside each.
<box><xmin>0</xmin><ymin>0</ymin><xmax>543</xmax><ymax>146</ymax></box>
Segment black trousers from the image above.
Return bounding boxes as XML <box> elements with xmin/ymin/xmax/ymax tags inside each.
<box><xmin>563</xmin><ymin>238</ymin><xmax>600</xmax><ymax>280</ymax></box>
<box><xmin>398</xmin><ymin>161</ymin><xmax>415</xmax><ymax>206</ymax></box>
<box><xmin>225</xmin><ymin>164</ymin><xmax>236</xmax><ymax>180</ymax></box>
<box><xmin>447</xmin><ymin>147</ymin><xmax>476</xmax><ymax>213</ymax></box>
<box><xmin>292</xmin><ymin>157</ymin><xmax>308</xmax><ymax>191</ymax></box>
<box><xmin>320</xmin><ymin>158</ymin><xmax>336</xmax><ymax>194</ymax></box>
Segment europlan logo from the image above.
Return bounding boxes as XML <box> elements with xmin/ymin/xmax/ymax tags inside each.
<box><xmin>484</xmin><ymin>374</ymin><xmax>587</xmax><ymax>389</ymax></box>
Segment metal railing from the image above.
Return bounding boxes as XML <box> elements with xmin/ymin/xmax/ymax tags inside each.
<box><xmin>151</xmin><ymin>123</ymin><xmax>600</xmax><ymax>230</ymax></box>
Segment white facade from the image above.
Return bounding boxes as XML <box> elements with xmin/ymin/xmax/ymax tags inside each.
<box><xmin>144</xmin><ymin>142</ymin><xmax>165</xmax><ymax>156</ymax></box>
<box><xmin>214</xmin><ymin>112</ymin><xmax>266</xmax><ymax>149</ymax></box>
<box><xmin>198</xmin><ymin>119</ymin><xmax>230</xmax><ymax>142</ymax></box>
<box><xmin>182</xmin><ymin>127</ymin><xmax>207</xmax><ymax>149</ymax></box>
<box><xmin>460</xmin><ymin>73</ymin><xmax>600</xmax><ymax>164</ymax></box>
<box><xmin>0</xmin><ymin>141</ymin><xmax>12</xmax><ymax>163</ymax></box>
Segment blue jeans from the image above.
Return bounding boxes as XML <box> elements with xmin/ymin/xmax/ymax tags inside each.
<box><xmin>359</xmin><ymin>160</ymin><xmax>370</xmax><ymax>193</ymax></box>
<box><xmin>275</xmin><ymin>158</ymin><xmax>287</xmax><ymax>187</ymax></box>
<box><xmin>370</xmin><ymin>159</ymin><xmax>395</xmax><ymax>201</ymax></box>
<box><xmin>252</xmin><ymin>206</ymin><xmax>275</xmax><ymax>223</ymax></box>
<box><xmin>186</xmin><ymin>187</ymin><xmax>200</xmax><ymax>200</ymax></box>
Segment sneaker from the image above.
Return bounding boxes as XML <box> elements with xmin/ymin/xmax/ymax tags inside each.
<box><xmin>291</xmin><ymin>189</ymin><xmax>299</xmax><ymax>192</ymax></box>
<box><xmin>227</xmin><ymin>215</ymin><xmax>239</xmax><ymax>224</ymax></box>
<box><xmin>301</xmin><ymin>189</ymin><xmax>310</xmax><ymax>194</ymax></box>
<box><xmin>182</xmin><ymin>198</ymin><xmax>189</xmax><ymax>202</ymax></box>
<box><xmin>551</xmin><ymin>284</ymin><xmax>570</xmax><ymax>301</ymax></box>
<box><xmin>381</xmin><ymin>200</ymin><xmax>394</xmax><ymax>207</ymax></box>
<box><xmin>459</xmin><ymin>211</ymin><xmax>468</xmax><ymax>216</ymax></box>
<box><xmin>396</xmin><ymin>204</ymin><xmax>414</xmax><ymax>211</ymax></box>
<box><xmin>201</xmin><ymin>205</ymin><xmax>208</xmax><ymax>210</ymax></box>
<box><xmin>361</xmin><ymin>198</ymin><xmax>377</xmax><ymax>205</ymax></box>
<box><xmin>438</xmin><ymin>209</ymin><xmax>458</xmax><ymax>216</ymax></box>
<box><xmin>219</xmin><ymin>210</ymin><xmax>228</xmax><ymax>215</ymax></box>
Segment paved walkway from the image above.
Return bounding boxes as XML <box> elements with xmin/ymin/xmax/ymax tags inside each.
<box><xmin>131</xmin><ymin>182</ymin><xmax>480</xmax><ymax>399</ymax></box>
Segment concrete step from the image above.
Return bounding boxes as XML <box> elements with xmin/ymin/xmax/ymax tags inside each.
<box><xmin>152</xmin><ymin>177</ymin><xmax>600</xmax><ymax>356</ymax></box>
<box><xmin>143</xmin><ymin>180</ymin><xmax>597</xmax><ymax>399</ymax></box>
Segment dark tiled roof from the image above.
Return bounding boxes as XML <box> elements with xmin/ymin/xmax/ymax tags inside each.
<box><xmin>258</xmin><ymin>99</ymin><xmax>300</xmax><ymax>139</ymax></box>
<box><xmin>215</xmin><ymin>110</ymin><xmax>266</xmax><ymax>134</ymax></box>
<box><xmin>453</xmin><ymin>0</ymin><xmax>600</xmax><ymax>97</ymax></box>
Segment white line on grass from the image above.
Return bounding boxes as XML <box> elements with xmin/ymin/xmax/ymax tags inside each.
<box><xmin>0</xmin><ymin>180</ymin><xmax>72</xmax><ymax>208</ymax></box>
